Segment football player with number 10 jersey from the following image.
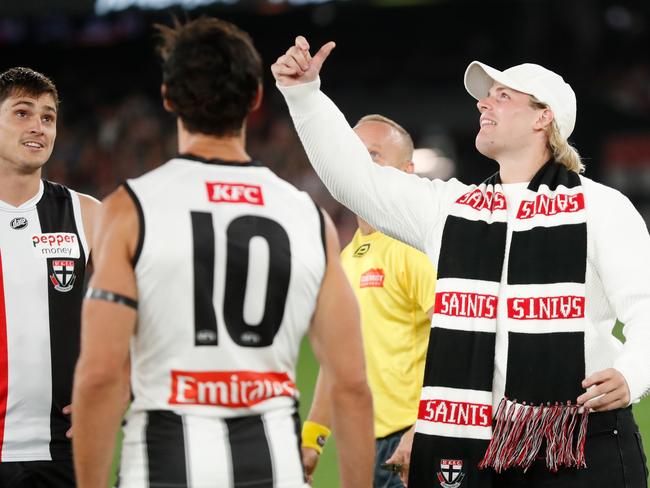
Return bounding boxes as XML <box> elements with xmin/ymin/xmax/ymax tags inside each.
<box><xmin>71</xmin><ymin>17</ymin><xmax>374</xmax><ymax>488</ymax></box>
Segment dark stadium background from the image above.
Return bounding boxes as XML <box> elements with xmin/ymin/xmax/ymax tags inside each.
<box><xmin>1</xmin><ymin>0</ymin><xmax>648</xmax><ymax>485</ymax></box>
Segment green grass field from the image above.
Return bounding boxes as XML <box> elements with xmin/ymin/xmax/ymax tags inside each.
<box><xmin>295</xmin><ymin>335</ymin><xmax>650</xmax><ymax>487</ymax></box>
<box><xmin>110</xmin><ymin>333</ymin><xmax>649</xmax><ymax>486</ymax></box>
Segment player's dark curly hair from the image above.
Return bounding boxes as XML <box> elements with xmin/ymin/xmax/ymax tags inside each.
<box><xmin>155</xmin><ymin>17</ymin><xmax>262</xmax><ymax>137</ymax></box>
<box><xmin>0</xmin><ymin>67</ymin><xmax>59</xmax><ymax>107</ymax></box>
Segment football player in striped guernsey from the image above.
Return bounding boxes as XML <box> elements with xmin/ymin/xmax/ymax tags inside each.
<box><xmin>72</xmin><ymin>17</ymin><xmax>374</xmax><ymax>488</ymax></box>
<box><xmin>0</xmin><ymin>67</ymin><xmax>100</xmax><ymax>487</ymax></box>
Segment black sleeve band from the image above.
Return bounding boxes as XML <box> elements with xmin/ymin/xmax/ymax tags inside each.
<box><xmin>86</xmin><ymin>288</ymin><xmax>138</xmax><ymax>310</ymax></box>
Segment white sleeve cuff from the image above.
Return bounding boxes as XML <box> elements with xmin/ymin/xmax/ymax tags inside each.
<box><xmin>613</xmin><ymin>362</ymin><xmax>650</xmax><ymax>405</ymax></box>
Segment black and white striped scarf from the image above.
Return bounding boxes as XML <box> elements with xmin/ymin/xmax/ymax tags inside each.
<box><xmin>410</xmin><ymin>161</ymin><xmax>589</xmax><ymax>488</ymax></box>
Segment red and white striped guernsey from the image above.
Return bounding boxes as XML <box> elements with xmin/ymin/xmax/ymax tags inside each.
<box><xmin>0</xmin><ymin>180</ymin><xmax>89</xmax><ymax>462</ymax></box>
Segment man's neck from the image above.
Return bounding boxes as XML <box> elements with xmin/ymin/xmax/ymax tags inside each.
<box><xmin>0</xmin><ymin>165</ymin><xmax>42</xmax><ymax>207</ymax></box>
<box><xmin>496</xmin><ymin>145</ymin><xmax>552</xmax><ymax>184</ymax></box>
<box><xmin>357</xmin><ymin>217</ymin><xmax>375</xmax><ymax>236</ymax></box>
<box><xmin>177</xmin><ymin>119</ymin><xmax>251</xmax><ymax>162</ymax></box>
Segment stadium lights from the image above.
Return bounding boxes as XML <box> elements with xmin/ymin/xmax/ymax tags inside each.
<box><xmin>95</xmin><ymin>0</ymin><xmax>338</xmax><ymax>15</ymax></box>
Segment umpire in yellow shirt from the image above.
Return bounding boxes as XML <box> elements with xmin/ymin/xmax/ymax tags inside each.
<box><xmin>302</xmin><ymin>115</ymin><xmax>436</xmax><ymax>487</ymax></box>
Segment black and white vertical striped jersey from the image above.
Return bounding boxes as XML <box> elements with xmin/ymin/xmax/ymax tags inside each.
<box><xmin>0</xmin><ymin>180</ymin><xmax>89</xmax><ymax>462</ymax></box>
<box><xmin>121</xmin><ymin>155</ymin><xmax>326</xmax><ymax>487</ymax></box>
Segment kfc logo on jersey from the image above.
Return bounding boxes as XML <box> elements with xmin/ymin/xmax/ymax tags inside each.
<box><xmin>32</xmin><ymin>232</ymin><xmax>81</xmax><ymax>258</ymax></box>
<box><xmin>360</xmin><ymin>268</ymin><xmax>385</xmax><ymax>288</ymax></box>
<box><xmin>508</xmin><ymin>295</ymin><xmax>585</xmax><ymax>320</ymax></box>
<box><xmin>169</xmin><ymin>370</ymin><xmax>297</xmax><ymax>408</ymax></box>
<box><xmin>50</xmin><ymin>260</ymin><xmax>76</xmax><ymax>292</ymax></box>
<box><xmin>437</xmin><ymin>459</ymin><xmax>466</xmax><ymax>488</ymax></box>
<box><xmin>206</xmin><ymin>182</ymin><xmax>264</xmax><ymax>205</ymax></box>
<box><xmin>419</xmin><ymin>399</ymin><xmax>491</xmax><ymax>427</ymax></box>
<box><xmin>434</xmin><ymin>291</ymin><xmax>498</xmax><ymax>319</ymax></box>
<box><xmin>517</xmin><ymin>193</ymin><xmax>585</xmax><ymax>219</ymax></box>
<box><xmin>456</xmin><ymin>188</ymin><xmax>506</xmax><ymax>211</ymax></box>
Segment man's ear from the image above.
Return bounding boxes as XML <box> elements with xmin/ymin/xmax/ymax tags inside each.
<box><xmin>250</xmin><ymin>83</ymin><xmax>263</xmax><ymax>112</ymax></box>
<box><xmin>534</xmin><ymin>107</ymin><xmax>554</xmax><ymax>131</ymax></box>
<box><xmin>404</xmin><ymin>161</ymin><xmax>415</xmax><ymax>174</ymax></box>
<box><xmin>161</xmin><ymin>84</ymin><xmax>174</xmax><ymax>113</ymax></box>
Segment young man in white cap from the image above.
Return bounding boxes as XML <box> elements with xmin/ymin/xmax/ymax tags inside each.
<box><xmin>271</xmin><ymin>36</ymin><xmax>650</xmax><ymax>487</ymax></box>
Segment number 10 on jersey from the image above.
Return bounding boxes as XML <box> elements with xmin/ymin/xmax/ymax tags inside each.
<box><xmin>191</xmin><ymin>211</ymin><xmax>291</xmax><ymax>348</ymax></box>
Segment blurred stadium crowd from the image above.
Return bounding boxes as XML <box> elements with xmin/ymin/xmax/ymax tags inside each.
<box><xmin>41</xmin><ymin>87</ymin><xmax>363</xmax><ymax>240</ymax></box>
<box><xmin>1</xmin><ymin>0</ymin><xmax>649</xmax><ymax>242</ymax></box>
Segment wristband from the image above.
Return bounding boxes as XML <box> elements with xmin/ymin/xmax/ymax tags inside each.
<box><xmin>301</xmin><ymin>420</ymin><xmax>331</xmax><ymax>455</ymax></box>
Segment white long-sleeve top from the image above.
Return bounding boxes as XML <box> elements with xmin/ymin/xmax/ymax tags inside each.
<box><xmin>278</xmin><ymin>78</ymin><xmax>650</xmax><ymax>405</ymax></box>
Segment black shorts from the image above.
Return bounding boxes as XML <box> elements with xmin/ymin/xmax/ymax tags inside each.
<box><xmin>0</xmin><ymin>459</ymin><xmax>75</xmax><ymax>488</ymax></box>
<box><xmin>494</xmin><ymin>407</ymin><xmax>649</xmax><ymax>488</ymax></box>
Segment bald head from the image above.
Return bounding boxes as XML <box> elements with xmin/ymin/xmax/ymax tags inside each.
<box><xmin>353</xmin><ymin>114</ymin><xmax>414</xmax><ymax>172</ymax></box>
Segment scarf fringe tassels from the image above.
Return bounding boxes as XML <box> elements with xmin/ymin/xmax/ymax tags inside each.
<box><xmin>478</xmin><ymin>397</ymin><xmax>589</xmax><ymax>473</ymax></box>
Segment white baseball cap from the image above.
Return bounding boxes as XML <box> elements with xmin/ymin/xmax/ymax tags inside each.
<box><xmin>464</xmin><ymin>61</ymin><xmax>576</xmax><ymax>140</ymax></box>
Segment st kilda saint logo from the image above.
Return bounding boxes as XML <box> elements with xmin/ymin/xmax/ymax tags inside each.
<box><xmin>437</xmin><ymin>459</ymin><xmax>465</xmax><ymax>488</ymax></box>
<box><xmin>50</xmin><ymin>260</ymin><xmax>76</xmax><ymax>292</ymax></box>
<box><xmin>353</xmin><ymin>243</ymin><xmax>370</xmax><ymax>257</ymax></box>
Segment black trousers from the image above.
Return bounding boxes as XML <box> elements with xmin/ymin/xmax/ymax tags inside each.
<box><xmin>494</xmin><ymin>407</ymin><xmax>648</xmax><ymax>488</ymax></box>
<box><xmin>0</xmin><ymin>460</ymin><xmax>75</xmax><ymax>488</ymax></box>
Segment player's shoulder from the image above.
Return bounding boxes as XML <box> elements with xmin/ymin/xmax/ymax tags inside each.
<box><xmin>383</xmin><ymin>232</ymin><xmax>425</xmax><ymax>256</ymax></box>
<box><xmin>127</xmin><ymin>158</ymin><xmax>180</xmax><ymax>190</ymax></box>
<box><xmin>100</xmin><ymin>185</ymin><xmax>138</xmax><ymax>219</ymax></box>
<box><xmin>383</xmin><ymin>233</ymin><xmax>435</xmax><ymax>270</ymax></box>
<box><xmin>41</xmin><ymin>178</ymin><xmax>76</xmax><ymax>200</ymax></box>
<box><xmin>256</xmin><ymin>167</ymin><xmax>325</xmax><ymax>222</ymax></box>
<box><xmin>579</xmin><ymin>174</ymin><xmax>635</xmax><ymax>214</ymax></box>
<box><xmin>259</xmin><ymin>165</ymin><xmax>313</xmax><ymax>201</ymax></box>
<box><xmin>42</xmin><ymin>179</ymin><xmax>100</xmax><ymax>209</ymax></box>
<box><xmin>75</xmin><ymin>192</ymin><xmax>101</xmax><ymax>211</ymax></box>
<box><xmin>580</xmin><ymin>174</ymin><xmax>624</xmax><ymax>198</ymax></box>
<box><xmin>76</xmin><ymin>192</ymin><xmax>101</xmax><ymax>232</ymax></box>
